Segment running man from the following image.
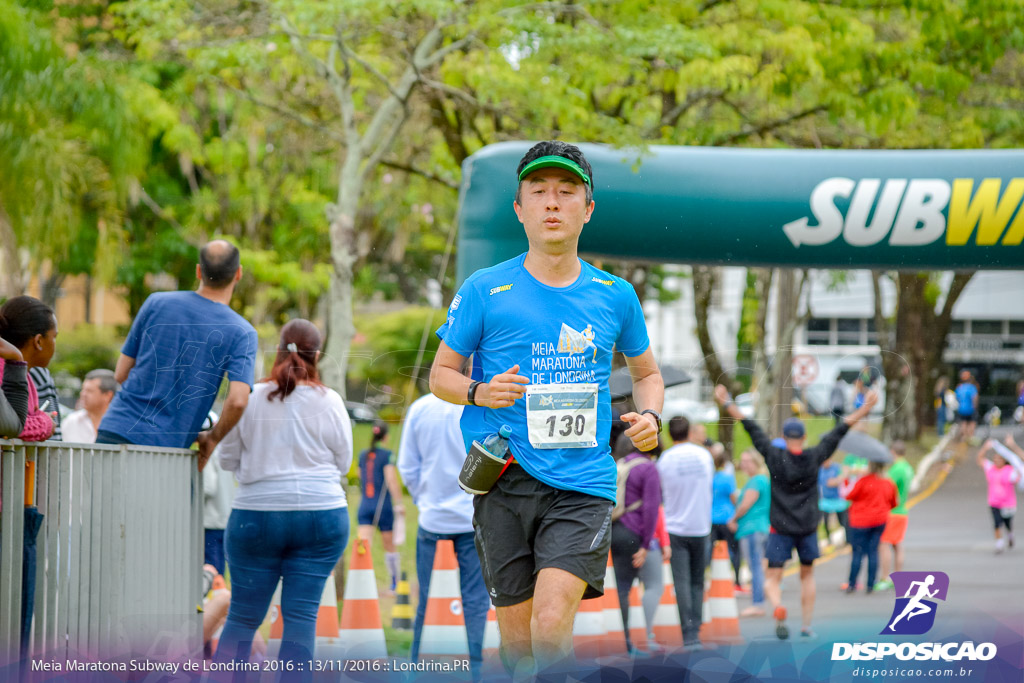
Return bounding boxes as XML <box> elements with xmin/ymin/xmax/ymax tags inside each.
<box><xmin>888</xmin><ymin>575</ymin><xmax>939</xmax><ymax>631</ymax></box>
<box><xmin>430</xmin><ymin>141</ymin><xmax>664</xmax><ymax>676</ymax></box>
<box><xmin>714</xmin><ymin>384</ymin><xmax>878</xmax><ymax>640</ymax></box>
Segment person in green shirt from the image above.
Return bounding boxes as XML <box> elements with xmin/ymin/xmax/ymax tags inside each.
<box><xmin>876</xmin><ymin>440</ymin><xmax>915</xmax><ymax>591</ymax></box>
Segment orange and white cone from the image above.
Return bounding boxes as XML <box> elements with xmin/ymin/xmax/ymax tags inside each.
<box><xmin>313</xmin><ymin>572</ymin><xmax>344</xmax><ymax>660</ymax></box>
<box><xmin>627</xmin><ymin>583</ymin><xmax>646</xmax><ymax>650</ymax></box>
<box><xmin>699</xmin><ymin>540</ymin><xmax>743</xmax><ymax>645</ymax></box>
<box><xmin>602</xmin><ymin>553</ymin><xmax>625</xmax><ymax>654</ymax></box>
<box><xmin>339</xmin><ymin>538</ymin><xmax>388</xmax><ymax>659</ymax></box>
<box><xmin>572</xmin><ymin>597</ymin><xmax>607</xmax><ymax>658</ymax></box>
<box><xmin>419</xmin><ymin>540</ymin><xmax>470</xmax><ymax>661</ymax></box>
<box><xmin>482</xmin><ymin>603</ymin><xmax>500</xmax><ymax>658</ymax></box>
<box><xmin>652</xmin><ymin>556</ymin><xmax>683</xmax><ymax>648</ymax></box>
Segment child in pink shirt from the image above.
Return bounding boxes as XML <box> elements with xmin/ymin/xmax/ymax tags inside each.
<box><xmin>977</xmin><ymin>442</ymin><xmax>1019</xmax><ymax>553</ymax></box>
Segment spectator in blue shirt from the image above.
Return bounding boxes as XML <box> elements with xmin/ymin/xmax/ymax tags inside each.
<box><xmin>710</xmin><ymin>450</ymin><xmax>742</xmax><ymax>589</ymax></box>
<box><xmin>97</xmin><ymin>240</ymin><xmax>258</xmax><ymax>468</ymax></box>
<box><xmin>954</xmin><ymin>370</ymin><xmax>980</xmax><ymax>441</ymax></box>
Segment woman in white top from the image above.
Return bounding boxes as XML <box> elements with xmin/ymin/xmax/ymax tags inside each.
<box><xmin>213</xmin><ymin>319</ymin><xmax>352</xmax><ymax>680</ymax></box>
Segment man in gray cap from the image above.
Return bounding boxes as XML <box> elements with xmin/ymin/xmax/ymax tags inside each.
<box><xmin>714</xmin><ymin>385</ymin><xmax>877</xmax><ymax>641</ymax></box>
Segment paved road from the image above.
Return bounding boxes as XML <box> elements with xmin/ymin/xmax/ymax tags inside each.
<box><xmin>734</xmin><ymin>425</ymin><xmax>1024</xmax><ymax>644</ymax></box>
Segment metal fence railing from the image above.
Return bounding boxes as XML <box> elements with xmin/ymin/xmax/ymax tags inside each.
<box><xmin>0</xmin><ymin>439</ymin><xmax>202</xmax><ymax>670</ymax></box>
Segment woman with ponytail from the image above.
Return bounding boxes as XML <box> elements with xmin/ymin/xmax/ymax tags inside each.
<box><xmin>357</xmin><ymin>420</ymin><xmax>405</xmax><ymax>594</ymax></box>
<box><xmin>214</xmin><ymin>319</ymin><xmax>352</xmax><ymax>680</ymax></box>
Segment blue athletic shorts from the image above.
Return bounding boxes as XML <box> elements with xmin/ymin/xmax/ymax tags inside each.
<box><xmin>765</xmin><ymin>530</ymin><xmax>819</xmax><ymax>568</ymax></box>
<box><xmin>357</xmin><ymin>497</ymin><xmax>394</xmax><ymax>531</ymax></box>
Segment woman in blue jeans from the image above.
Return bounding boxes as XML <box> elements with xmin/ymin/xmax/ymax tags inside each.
<box><xmin>214</xmin><ymin>320</ymin><xmax>353</xmax><ymax>680</ymax></box>
<box><xmin>728</xmin><ymin>450</ymin><xmax>771</xmax><ymax>617</ymax></box>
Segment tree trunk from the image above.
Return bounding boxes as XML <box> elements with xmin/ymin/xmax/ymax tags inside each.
<box><xmin>693</xmin><ymin>265</ymin><xmax>734</xmax><ymax>454</ymax></box>
<box><xmin>875</xmin><ymin>271</ymin><xmax>975</xmax><ymax>442</ymax></box>
<box><xmin>320</xmin><ymin>162</ymin><xmax>361</xmax><ymax>397</ymax></box>
<box><xmin>770</xmin><ymin>269</ymin><xmax>797</xmax><ymax>437</ymax></box>
<box><xmin>0</xmin><ymin>203</ymin><xmax>26</xmax><ymax>298</ymax></box>
<box><xmin>750</xmin><ymin>268</ymin><xmax>775</xmax><ymax>420</ymax></box>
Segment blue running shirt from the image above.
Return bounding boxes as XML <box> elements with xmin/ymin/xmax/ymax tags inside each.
<box><xmin>99</xmin><ymin>291</ymin><xmax>258</xmax><ymax>448</ymax></box>
<box><xmin>436</xmin><ymin>254</ymin><xmax>650</xmax><ymax>502</ymax></box>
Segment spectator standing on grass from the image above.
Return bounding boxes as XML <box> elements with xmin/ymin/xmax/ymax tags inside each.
<box><xmin>97</xmin><ymin>241</ymin><xmax>258</xmax><ymax>470</ymax></box>
<box><xmin>830</xmin><ymin>375</ymin><xmax>846</xmax><ymax>426</ymax></box>
<box><xmin>63</xmin><ymin>369</ymin><xmax>118</xmax><ymax>443</ymax></box>
<box><xmin>213</xmin><ymin>320</ymin><xmax>352</xmax><ymax>681</ymax></box>
<box><xmin>818</xmin><ymin>455</ymin><xmax>850</xmax><ymax>548</ymax></box>
<box><xmin>397</xmin><ymin>392</ymin><xmax>488</xmax><ymax>673</ymax></box>
<box><xmin>657</xmin><ymin>416</ymin><xmax>714</xmax><ymax>648</ymax></box>
<box><xmin>0</xmin><ymin>296</ymin><xmax>59</xmax><ymax>442</ymax></box>
<box><xmin>934</xmin><ymin>376</ymin><xmax>949</xmax><ymax>436</ymax></box>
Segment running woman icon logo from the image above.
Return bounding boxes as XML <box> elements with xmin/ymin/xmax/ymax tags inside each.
<box><xmin>882</xmin><ymin>571</ymin><xmax>950</xmax><ymax>635</ymax></box>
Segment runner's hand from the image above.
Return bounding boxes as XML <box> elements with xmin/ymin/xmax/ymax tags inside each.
<box><xmin>863</xmin><ymin>389</ymin><xmax>879</xmax><ymax>409</ymax></box>
<box><xmin>622</xmin><ymin>412</ymin><xmax>658</xmax><ymax>452</ymax></box>
<box><xmin>713</xmin><ymin>384</ymin><xmax>730</xmax><ymax>406</ymax></box>
<box><xmin>196</xmin><ymin>430</ymin><xmax>217</xmax><ymax>472</ymax></box>
<box><xmin>479</xmin><ymin>364</ymin><xmax>529</xmax><ymax>409</ymax></box>
<box><xmin>632</xmin><ymin>546</ymin><xmax>647</xmax><ymax>569</ymax></box>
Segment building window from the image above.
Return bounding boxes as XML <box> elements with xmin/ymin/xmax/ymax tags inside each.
<box><xmin>971</xmin><ymin>320</ymin><xmax>1003</xmax><ymax>336</ymax></box>
<box><xmin>836</xmin><ymin>318</ymin><xmax>863</xmax><ymax>345</ymax></box>
<box><xmin>806</xmin><ymin>318</ymin><xmax>831</xmax><ymax>345</ymax></box>
<box><xmin>1008</xmin><ymin>321</ymin><xmax>1024</xmax><ymax>336</ymax></box>
<box><xmin>865</xmin><ymin>318</ymin><xmax>878</xmax><ymax>345</ymax></box>
<box><xmin>949</xmin><ymin>320</ymin><xmax>965</xmax><ymax>334</ymax></box>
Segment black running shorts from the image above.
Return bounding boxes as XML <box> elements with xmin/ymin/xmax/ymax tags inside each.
<box><xmin>472</xmin><ymin>462</ymin><xmax>613</xmax><ymax>607</ymax></box>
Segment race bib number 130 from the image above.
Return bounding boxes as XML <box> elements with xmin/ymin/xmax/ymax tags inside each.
<box><xmin>526</xmin><ymin>383</ymin><xmax>599</xmax><ymax>449</ymax></box>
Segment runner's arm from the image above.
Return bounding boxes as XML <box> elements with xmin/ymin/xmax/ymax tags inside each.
<box><xmin>429</xmin><ymin>341</ymin><xmax>528</xmax><ymax>409</ymax></box>
<box><xmin>728</xmin><ymin>487</ymin><xmax>759</xmax><ymax>530</ymax></box>
<box><xmin>620</xmin><ymin>348</ymin><xmax>664</xmax><ymax>451</ymax></box>
<box><xmin>196</xmin><ymin>381</ymin><xmax>250</xmax><ymax>470</ymax></box>
<box><xmin>843</xmin><ymin>389</ymin><xmax>878</xmax><ymax>427</ymax></box>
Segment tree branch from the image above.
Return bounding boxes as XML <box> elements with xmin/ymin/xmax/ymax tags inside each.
<box><xmin>380</xmin><ymin>160</ymin><xmax>459</xmax><ymax>190</ymax></box>
<box><xmin>712</xmin><ymin>103</ymin><xmax>828</xmax><ymax>145</ymax></box>
<box><xmin>224</xmin><ymin>83</ymin><xmax>345</xmax><ymax>142</ymax></box>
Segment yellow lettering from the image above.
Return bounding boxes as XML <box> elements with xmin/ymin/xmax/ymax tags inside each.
<box><xmin>1001</xmin><ymin>201</ymin><xmax>1024</xmax><ymax>246</ymax></box>
<box><xmin>947</xmin><ymin>178</ymin><xmax>1024</xmax><ymax>246</ymax></box>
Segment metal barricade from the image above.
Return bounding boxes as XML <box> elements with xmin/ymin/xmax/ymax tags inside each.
<box><xmin>0</xmin><ymin>439</ymin><xmax>202</xmax><ymax>669</ymax></box>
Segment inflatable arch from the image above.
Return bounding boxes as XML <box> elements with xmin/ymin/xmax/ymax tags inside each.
<box><xmin>456</xmin><ymin>142</ymin><xmax>1024</xmax><ymax>283</ymax></box>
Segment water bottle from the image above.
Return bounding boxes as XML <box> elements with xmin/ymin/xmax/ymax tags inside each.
<box><xmin>482</xmin><ymin>425</ymin><xmax>512</xmax><ymax>458</ymax></box>
<box><xmin>459</xmin><ymin>425</ymin><xmax>513</xmax><ymax>495</ymax></box>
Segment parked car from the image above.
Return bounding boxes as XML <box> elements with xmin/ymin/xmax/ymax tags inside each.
<box><xmin>345</xmin><ymin>401</ymin><xmax>379</xmax><ymax>424</ymax></box>
<box><xmin>662</xmin><ymin>397</ymin><xmax>719</xmax><ymax>424</ymax></box>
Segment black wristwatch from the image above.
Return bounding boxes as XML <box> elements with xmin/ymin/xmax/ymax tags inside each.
<box><xmin>640</xmin><ymin>408</ymin><xmax>662</xmax><ymax>431</ymax></box>
<box><xmin>467</xmin><ymin>380</ymin><xmax>483</xmax><ymax>406</ymax></box>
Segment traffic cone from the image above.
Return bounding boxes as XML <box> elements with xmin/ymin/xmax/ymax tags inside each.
<box><xmin>699</xmin><ymin>540</ymin><xmax>743</xmax><ymax>645</ymax></box>
<box><xmin>339</xmin><ymin>538</ymin><xmax>388</xmax><ymax>659</ymax></box>
<box><xmin>266</xmin><ymin>580</ymin><xmax>284</xmax><ymax>659</ymax></box>
<box><xmin>419</xmin><ymin>540</ymin><xmax>470</xmax><ymax>660</ymax></box>
<box><xmin>314</xmin><ymin>572</ymin><xmax>344</xmax><ymax>660</ymax></box>
<box><xmin>652</xmin><ymin>555</ymin><xmax>683</xmax><ymax>648</ymax></box>
<box><xmin>601</xmin><ymin>553</ymin><xmax>625</xmax><ymax>654</ymax></box>
<box><xmin>572</xmin><ymin>597</ymin><xmax>606</xmax><ymax>658</ymax></box>
<box><xmin>627</xmin><ymin>583</ymin><xmax>646</xmax><ymax>650</ymax></box>
<box><xmin>483</xmin><ymin>603</ymin><xmax>500</xmax><ymax>658</ymax></box>
<box><xmin>391</xmin><ymin>572</ymin><xmax>413</xmax><ymax>630</ymax></box>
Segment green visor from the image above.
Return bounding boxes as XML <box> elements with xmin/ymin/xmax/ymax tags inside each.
<box><xmin>517</xmin><ymin>155</ymin><xmax>591</xmax><ymax>186</ymax></box>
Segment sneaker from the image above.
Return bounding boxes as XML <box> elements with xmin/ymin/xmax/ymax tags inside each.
<box><xmin>874</xmin><ymin>579</ymin><xmax>894</xmax><ymax>591</ymax></box>
<box><xmin>839</xmin><ymin>582</ymin><xmax>863</xmax><ymax>592</ymax></box>
<box><xmin>800</xmin><ymin>628</ymin><xmax>817</xmax><ymax>639</ymax></box>
<box><xmin>1009</xmin><ymin>534</ymin><xmax>1015</xmax><ymax>549</ymax></box>
<box><xmin>734</xmin><ymin>584</ymin><xmax>750</xmax><ymax>595</ymax></box>
<box><xmin>774</xmin><ymin>606</ymin><xmax>789</xmax><ymax>640</ymax></box>
<box><xmin>646</xmin><ymin>639</ymin><xmax>664</xmax><ymax>653</ymax></box>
